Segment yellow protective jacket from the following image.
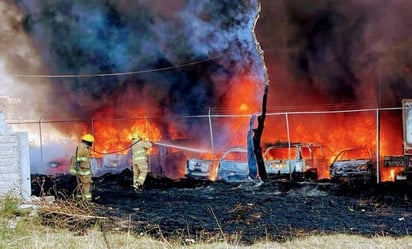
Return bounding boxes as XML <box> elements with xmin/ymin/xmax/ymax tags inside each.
<box><xmin>69</xmin><ymin>142</ymin><xmax>92</xmax><ymax>176</ymax></box>
<box><xmin>132</xmin><ymin>139</ymin><xmax>152</xmax><ymax>163</ymax></box>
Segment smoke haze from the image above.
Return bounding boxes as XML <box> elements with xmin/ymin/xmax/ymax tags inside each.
<box><xmin>1</xmin><ymin>0</ymin><xmax>412</xmax><ymax>124</ymax></box>
<box><xmin>2</xmin><ymin>0</ymin><xmax>262</xmax><ymax>123</ymax></box>
<box><xmin>256</xmin><ymin>0</ymin><xmax>412</xmax><ymax>109</ymax></box>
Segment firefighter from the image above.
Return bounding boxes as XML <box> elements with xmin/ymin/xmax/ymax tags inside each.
<box><xmin>70</xmin><ymin>133</ymin><xmax>95</xmax><ymax>201</ymax></box>
<box><xmin>131</xmin><ymin>135</ymin><xmax>152</xmax><ymax>191</ymax></box>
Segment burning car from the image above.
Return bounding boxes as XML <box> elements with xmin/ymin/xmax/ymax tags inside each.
<box><xmin>263</xmin><ymin>142</ymin><xmax>328</xmax><ymax>180</ymax></box>
<box><xmin>329</xmin><ymin>147</ymin><xmax>377</xmax><ymax>183</ymax></box>
<box><xmin>186</xmin><ymin>147</ymin><xmax>250</xmax><ymax>182</ymax></box>
<box><xmin>185</xmin><ymin>153</ymin><xmax>219</xmax><ymax>180</ymax></box>
<box><xmin>216</xmin><ymin>147</ymin><xmax>250</xmax><ymax>182</ymax></box>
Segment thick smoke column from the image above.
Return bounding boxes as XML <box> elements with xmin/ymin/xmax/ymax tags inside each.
<box><xmin>4</xmin><ymin>0</ymin><xmax>412</xmax><ymax>121</ymax></box>
<box><xmin>15</xmin><ymin>0</ymin><xmax>262</xmax><ymax>124</ymax></box>
<box><xmin>256</xmin><ymin>0</ymin><xmax>412</xmax><ymax>108</ymax></box>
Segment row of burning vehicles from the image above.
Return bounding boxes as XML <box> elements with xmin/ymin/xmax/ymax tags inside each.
<box><xmin>48</xmin><ymin>140</ymin><xmax>378</xmax><ymax>183</ymax></box>
<box><xmin>185</xmin><ymin>142</ymin><xmax>377</xmax><ymax>183</ymax></box>
<box><xmin>46</xmin><ymin>99</ymin><xmax>412</xmax><ymax>183</ymax></box>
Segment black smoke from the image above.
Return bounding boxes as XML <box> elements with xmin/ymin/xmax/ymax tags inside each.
<box><xmin>256</xmin><ymin>0</ymin><xmax>412</xmax><ymax>108</ymax></box>
<box><xmin>16</xmin><ymin>0</ymin><xmax>262</xmax><ymax>121</ymax></box>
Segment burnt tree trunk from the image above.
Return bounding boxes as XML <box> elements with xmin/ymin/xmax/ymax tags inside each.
<box><xmin>251</xmin><ymin>1</ymin><xmax>269</xmax><ymax>181</ymax></box>
<box><xmin>253</xmin><ymin>84</ymin><xmax>268</xmax><ymax>180</ymax></box>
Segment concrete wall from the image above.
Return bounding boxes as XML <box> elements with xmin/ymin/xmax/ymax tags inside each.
<box><xmin>0</xmin><ymin>112</ymin><xmax>31</xmax><ymax>200</ymax></box>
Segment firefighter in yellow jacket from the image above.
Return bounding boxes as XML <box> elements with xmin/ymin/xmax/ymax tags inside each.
<box><xmin>131</xmin><ymin>135</ymin><xmax>152</xmax><ymax>191</ymax></box>
<box><xmin>69</xmin><ymin>134</ymin><xmax>94</xmax><ymax>200</ymax></box>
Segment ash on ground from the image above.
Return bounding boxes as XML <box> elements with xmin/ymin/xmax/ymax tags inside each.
<box><xmin>31</xmin><ymin>169</ymin><xmax>412</xmax><ymax>244</ymax></box>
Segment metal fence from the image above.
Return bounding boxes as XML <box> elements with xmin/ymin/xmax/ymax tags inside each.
<box><xmin>6</xmin><ymin>106</ymin><xmax>404</xmax><ymax>182</ymax></box>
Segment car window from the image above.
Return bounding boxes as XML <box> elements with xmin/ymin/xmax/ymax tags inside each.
<box><xmin>265</xmin><ymin>147</ymin><xmax>297</xmax><ymax>160</ymax></box>
<box><xmin>223</xmin><ymin>151</ymin><xmax>248</xmax><ymax>161</ymax></box>
<box><xmin>337</xmin><ymin>148</ymin><xmax>371</xmax><ymax>161</ymax></box>
<box><xmin>300</xmin><ymin>146</ymin><xmax>312</xmax><ymax>159</ymax></box>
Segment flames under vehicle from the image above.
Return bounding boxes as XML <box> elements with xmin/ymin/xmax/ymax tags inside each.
<box><xmin>383</xmin><ymin>99</ymin><xmax>412</xmax><ymax>182</ymax></box>
<box><xmin>185</xmin><ymin>156</ymin><xmax>217</xmax><ymax>180</ymax></box>
<box><xmin>263</xmin><ymin>142</ymin><xmax>328</xmax><ymax>180</ymax></box>
<box><xmin>329</xmin><ymin>147</ymin><xmax>377</xmax><ymax>183</ymax></box>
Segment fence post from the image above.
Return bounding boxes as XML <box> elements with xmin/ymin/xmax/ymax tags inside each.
<box><xmin>91</xmin><ymin>117</ymin><xmax>95</xmax><ymax>135</ymax></box>
<box><xmin>208</xmin><ymin>107</ymin><xmax>214</xmax><ymax>150</ymax></box>
<box><xmin>39</xmin><ymin>116</ymin><xmax>43</xmax><ymax>168</ymax></box>
<box><xmin>285</xmin><ymin>112</ymin><xmax>292</xmax><ymax>180</ymax></box>
<box><xmin>376</xmin><ymin>107</ymin><xmax>380</xmax><ymax>184</ymax></box>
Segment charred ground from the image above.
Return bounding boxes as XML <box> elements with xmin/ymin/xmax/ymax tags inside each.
<box><xmin>31</xmin><ymin>170</ymin><xmax>412</xmax><ymax>245</ymax></box>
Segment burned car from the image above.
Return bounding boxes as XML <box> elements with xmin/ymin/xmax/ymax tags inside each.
<box><xmin>329</xmin><ymin>147</ymin><xmax>377</xmax><ymax>183</ymax></box>
<box><xmin>186</xmin><ymin>147</ymin><xmax>250</xmax><ymax>182</ymax></box>
<box><xmin>216</xmin><ymin>147</ymin><xmax>250</xmax><ymax>182</ymax></box>
<box><xmin>185</xmin><ymin>153</ymin><xmax>219</xmax><ymax>180</ymax></box>
<box><xmin>263</xmin><ymin>142</ymin><xmax>328</xmax><ymax>180</ymax></box>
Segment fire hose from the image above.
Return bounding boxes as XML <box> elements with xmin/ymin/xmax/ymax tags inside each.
<box><xmin>90</xmin><ymin>140</ymin><xmax>213</xmax><ymax>155</ymax></box>
<box><xmin>152</xmin><ymin>141</ymin><xmax>213</xmax><ymax>154</ymax></box>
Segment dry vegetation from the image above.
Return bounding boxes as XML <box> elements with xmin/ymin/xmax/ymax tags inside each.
<box><xmin>0</xmin><ymin>193</ymin><xmax>411</xmax><ymax>249</ymax></box>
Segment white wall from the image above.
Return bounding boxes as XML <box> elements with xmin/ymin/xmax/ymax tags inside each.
<box><xmin>0</xmin><ymin>112</ymin><xmax>31</xmax><ymax>200</ymax></box>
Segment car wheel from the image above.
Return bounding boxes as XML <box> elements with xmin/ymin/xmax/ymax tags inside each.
<box><xmin>291</xmin><ymin>172</ymin><xmax>303</xmax><ymax>181</ymax></box>
<box><xmin>304</xmin><ymin>171</ymin><xmax>318</xmax><ymax>181</ymax></box>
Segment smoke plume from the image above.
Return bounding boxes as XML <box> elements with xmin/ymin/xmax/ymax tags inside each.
<box><xmin>9</xmin><ymin>0</ymin><xmax>262</xmax><ymax>123</ymax></box>
<box><xmin>256</xmin><ymin>0</ymin><xmax>412</xmax><ymax>108</ymax></box>
<box><xmin>2</xmin><ymin>0</ymin><xmax>412</xmax><ymax>136</ymax></box>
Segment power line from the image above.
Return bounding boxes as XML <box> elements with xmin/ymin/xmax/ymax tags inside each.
<box><xmin>11</xmin><ymin>54</ymin><xmax>223</xmax><ymax>78</ymax></box>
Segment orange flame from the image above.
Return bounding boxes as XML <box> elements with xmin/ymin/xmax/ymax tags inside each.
<box><xmin>88</xmin><ymin>107</ymin><xmax>162</xmax><ymax>157</ymax></box>
<box><xmin>72</xmin><ymin>71</ymin><xmax>406</xmax><ymax>182</ymax></box>
<box><xmin>262</xmin><ymin>109</ymin><xmax>404</xmax><ymax>181</ymax></box>
<box><xmin>220</xmin><ymin>74</ymin><xmax>264</xmax><ymax>146</ymax></box>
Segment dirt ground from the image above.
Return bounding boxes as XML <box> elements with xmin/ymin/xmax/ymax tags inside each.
<box><xmin>31</xmin><ymin>169</ymin><xmax>412</xmax><ymax>244</ymax></box>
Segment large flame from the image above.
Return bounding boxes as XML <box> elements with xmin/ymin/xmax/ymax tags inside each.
<box><xmin>87</xmin><ymin>107</ymin><xmax>162</xmax><ymax>157</ymax></box>
<box><xmin>262</xmin><ymin>108</ymin><xmax>404</xmax><ymax>181</ymax></box>
<box><xmin>69</xmin><ymin>72</ymin><xmax>406</xmax><ymax>182</ymax></box>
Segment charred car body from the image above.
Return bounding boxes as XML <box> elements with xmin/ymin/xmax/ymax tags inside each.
<box><xmin>186</xmin><ymin>147</ymin><xmax>251</xmax><ymax>182</ymax></box>
<box><xmin>185</xmin><ymin>155</ymin><xmax>217</xmax><ymax>180</ymax></box>
<box><xmin>216</xmin><ymin>147</ymin><xmax>250</xmax><ymax>182</ymax></box>
<box><xmin>263</xmin><ymin>142</ymin><xmax>328</xmax><ymax>180</ymax></box>
<box><xmin>329</xmin><ymin>147</ymin><xmax>377</xmax><ymax>183</ymax></box>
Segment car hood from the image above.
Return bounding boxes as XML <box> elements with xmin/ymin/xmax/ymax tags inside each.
<box><xmin>331</xmin><ymin>159</ymin><xmax>370</xmax><ymax>169</ymax></box>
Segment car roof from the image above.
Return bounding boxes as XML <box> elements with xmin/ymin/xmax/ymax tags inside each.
<box><xmin>224</xmin><ymin>147</ymin><xmax>248</xmax><ymax>153</ymax></box>
<box><xmin>265</xmin><ymin>141</ymin><xmax>322</xmax><ymax>148</ymax></box>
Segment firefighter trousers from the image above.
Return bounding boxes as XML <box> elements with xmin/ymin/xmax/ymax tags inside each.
<box><xmin>133</xmin><ymin>160</ymin><xmax>149</xmax><ymax>187</ymax></box>
<box><xmin>76</xmin><ymin>168</ymin><xmax>93</xmax><ymax>200</ymax></box>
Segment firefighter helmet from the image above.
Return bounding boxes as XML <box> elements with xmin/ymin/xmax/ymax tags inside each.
<box><xmin>81</xmin><ymin>134</ymin><xmax>95</xmax><ymax>143</ymax></box>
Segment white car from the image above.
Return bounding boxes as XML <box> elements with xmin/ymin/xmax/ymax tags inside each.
<box><xmin>186</xmin><ymin>147</ymin><xmax>251</xmax><ymax>182</ymax></box>
<box><xmin>186</xmin><ymin>156</ymin><xmax>217</xmax><ymax>180</ymax></box>
<box><xmin>263</xmin><ymin>142</ymin><xmax>328</xmax><ymax>180</ymax></box>
<box><xmin>216</xmin><ymin>147</ymin><xmax>250</xmax><ymax>182</ymax></box>
<box><xmin>329</xmin><ymin>147</ymin><xmax>377</xmax><ymax>183</ymax></box>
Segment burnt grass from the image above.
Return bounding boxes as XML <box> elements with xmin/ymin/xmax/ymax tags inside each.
<box><xmin>31</xmin><ymin>169</ymin><xmax>412</xmax><ymax>245</ymax></box>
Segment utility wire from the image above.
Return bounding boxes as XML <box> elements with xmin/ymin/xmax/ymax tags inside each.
<box><xmin>11</xmin><ymin>55</ymin><xmax>223</xmax><ymax>78</ymax></box>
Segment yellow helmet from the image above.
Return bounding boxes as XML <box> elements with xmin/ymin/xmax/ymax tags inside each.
<box><xmin>81</xmin><ymin>134</ymin><xmax>95</xmax><ymax>143</ymax></box>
